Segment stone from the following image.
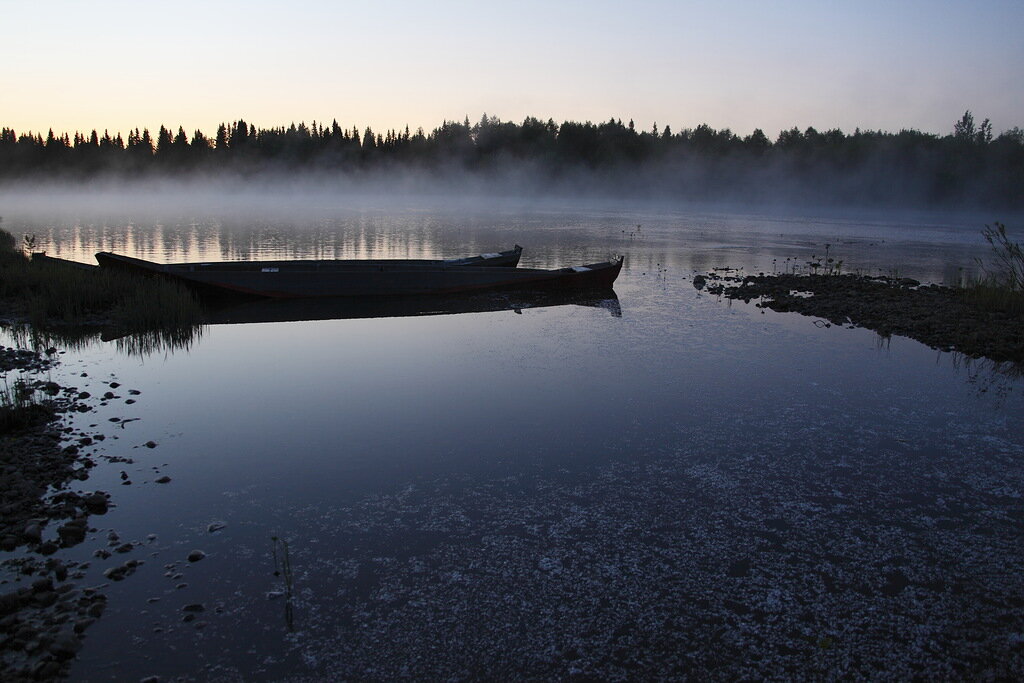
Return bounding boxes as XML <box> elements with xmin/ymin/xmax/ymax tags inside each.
<box><xmin>50</xmin><ymin>631</ymin><xmax>81</xmax><ymax>659</ymax></box>
<box><xmin>83</xmin><ymin>492</ymin><xmax>109</xmax><ymax>514</ymax></box>
<box><xmin>0</xmin><ymin>592</ymin><xmax>21</xmax><ymax>615</ymax></box>
<box><xmin>207</xmin><ymin>521</ymin><xmax>227</xmax><ymax>533</ymax></box>
<box><xmin>187</xmin><ymin>550</ymin><xmax>206</xmax><ymax>563</ymax></box>
<box><xmin>103</xmin><ymin>566</ymin><xmax>128</xmax><ymax>581</ymax></box>
<box><xmin>31</xmin><ymin>577</ymin><xmax>53</xmax><ymax>593</ymax></box>
<box><xmin>155</xmin><ymin>476</ymin><xmax>171</xmax><ymax>484</ymax></box>
<box><xmin>23</xmin><ymin>523</ymin><xmax>42</xmax><ymax>543</ymax></box>
<box><xmin>34</xmin><ymin>591</ymin><xmax>58</xmax><ymax>607</ymax></box>
<box><xmin>57</xmin><ymin>521</ymin><xmax>87</xmax><ymax>545</ymax></box>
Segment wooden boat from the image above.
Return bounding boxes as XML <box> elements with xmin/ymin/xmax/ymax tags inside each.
<box><xmin>30</xmin><ymin>252</ymin><xmax>99</xmax><ymax>271</ymax></box>
<box><xmin>95</xmin><ymin>245</ymin><xmax>521</xmax><ymax>274</ymax></box>
<box><xmin>93</xmin><ymin>250</ymin><xmax>622</xmax><ymax>299</ymax></box>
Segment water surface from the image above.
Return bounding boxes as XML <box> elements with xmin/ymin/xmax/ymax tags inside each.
<box><xmin>2</xmin><ymin>201</ymin><xmax>1021</xmax><ymax>678</ymax></box>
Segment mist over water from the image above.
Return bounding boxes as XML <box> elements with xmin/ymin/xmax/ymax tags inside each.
<box><xmin>0</xmin><ymin>179</ymin><xmax>1010</xmax><ymax>284</ymax></box>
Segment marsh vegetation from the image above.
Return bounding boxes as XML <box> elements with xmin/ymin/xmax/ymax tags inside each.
<box><xmin>958</xmin><ymin>221</ymin><xmax>1024</xmax><ymax>314</ymax></box>
<box><xmin>0</xmin><ymin>226</ymin><xmax>203</xmax><ymax>334</ymax></box>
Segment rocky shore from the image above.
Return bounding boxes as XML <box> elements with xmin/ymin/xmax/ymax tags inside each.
<box><xmin>0</xmin><ymin>344</ymin><xmax>132</xmax><ymax>680</ymax></box>
<box><xmin>695</xmin><ymin>272</ymin><xmax>1024</xmax><ymax>364</ymax></box>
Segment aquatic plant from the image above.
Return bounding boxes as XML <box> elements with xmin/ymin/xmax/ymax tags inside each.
<box><xmin>271</xmin><ymin>535</ymin><xmax>295</xmax><ymax>631</ymax></box>
<box><xmin>805</xmin><ymin>244</ymin><xmax>843</xmax><ymax>277</ymax></box>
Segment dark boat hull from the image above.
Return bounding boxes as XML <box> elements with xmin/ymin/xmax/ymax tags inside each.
<box><xmin>30</xmin><ymin>253</ymin><xmax>99</xmax><ymax>271</ymax></box>
<box><xmin>94</xmin><ymin>251</ymin><xmax>622</xmax><ymax>299</ymax></box>
<box><xmin>95</xmin><ymin>246</ymin><xmax>521</xmax><ymax>274</ymax></box>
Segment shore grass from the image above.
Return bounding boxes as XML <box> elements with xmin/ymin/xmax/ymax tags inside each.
<box><xmin>0</xmin><ymin>228</ymin><xmax>203</xmax><ymax>331</ymax></box>
<box><xmin>0</xmin><ymin>376</ymin><xmax>54</xmax><ymax>434</ymax></box>
<box><xmin>958</xmin><ymin>222</ymin><xmax>1024</xmax><ymax>314</ymax></box>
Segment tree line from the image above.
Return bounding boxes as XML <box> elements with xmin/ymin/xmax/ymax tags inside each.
<box><xmin>1</xmin><ymin>111</ymin><xmax>1021</xmax><ymax>207</ymax></box>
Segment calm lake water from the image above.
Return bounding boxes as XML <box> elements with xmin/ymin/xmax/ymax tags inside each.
<box><xmin>2</xmin><ymin>200</ymin><xmax>1023</xmax><ymax>678</ymax></box>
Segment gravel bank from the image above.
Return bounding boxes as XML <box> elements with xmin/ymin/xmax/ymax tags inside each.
<box><xmin>698</xmin><ymin>273</ymin><xmax>1023</xmax><ymax>364</ymax></box>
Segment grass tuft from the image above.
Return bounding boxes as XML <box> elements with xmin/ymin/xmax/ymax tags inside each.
<box><xmin>959</xmin><ymin>222</ymin><xmax>1024</xmax><ymax>314</ymax></box>
<box><xmin>0</xmin><ymin>377</ymin><xmax>54</xmax><ymax>434</ymax></box>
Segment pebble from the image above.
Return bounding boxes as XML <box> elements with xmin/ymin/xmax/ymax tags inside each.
<box><xmin>187</xmin><ymin>550</ymin><xmax>206</xmax><ymax>563</ymax></box>
<box><xmin>22</xmin><ymin>523</ymin><xmax>42</xmax><ymax>544</ymax></box>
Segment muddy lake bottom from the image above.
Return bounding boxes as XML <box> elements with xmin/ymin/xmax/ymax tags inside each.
<box><xmin>1</xmin><ymin>205</ymin><xmax>1022</xmax><ymax>678</ymax></box>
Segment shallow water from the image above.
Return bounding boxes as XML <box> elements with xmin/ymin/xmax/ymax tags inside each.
<box><xmin>2</xmin><ymin>201</ymin><xmax>1022</xmax><ymax>678</ymax></box>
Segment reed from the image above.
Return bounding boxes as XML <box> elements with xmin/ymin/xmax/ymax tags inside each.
<box><xmin>959</xmin><ymin>222</ymin><xmax>1024</xmax><ymax>314</ymax></box>
<box><xmin>0</xmin><ymin>228</ymin><xmax>204</xmax><ymax>331</ymax></box>
<box><xmin>0</xmin><ymin>376</ymin><xmax>53</xmax><ymax>434</ymax></box>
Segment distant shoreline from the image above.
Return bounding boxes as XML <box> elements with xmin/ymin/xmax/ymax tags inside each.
<box><xmin>3</xmin><ymin>112</ymin><xmax>1022</xmax><ymax>209</ymax></box>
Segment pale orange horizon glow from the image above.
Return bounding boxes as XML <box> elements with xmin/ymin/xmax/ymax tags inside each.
<box><xmin>3</xmin><ymin>0</ymin><xmax>1022</xmax><ymax>140</ymax></box>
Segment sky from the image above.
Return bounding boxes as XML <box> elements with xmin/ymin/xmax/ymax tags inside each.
<box><xmin>2</xmin><ymin>0</ymin><xmax>1022</xmax><ymax>139</ymax></box>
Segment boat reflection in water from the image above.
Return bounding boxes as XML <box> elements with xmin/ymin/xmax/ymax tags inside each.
<box><xmin>202</xmin><ymin>289</ymin><xmax>622</xmax><ymax>326</ymax></box>
<box><xmin>91</xmin><ymin>290</ymin><xmax>619</xmax><ymax>356</ymax></box>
